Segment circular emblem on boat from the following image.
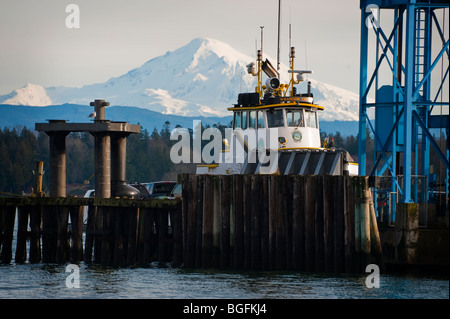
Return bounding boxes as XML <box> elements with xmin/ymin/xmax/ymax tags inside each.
<box><xmin>292</xmin><ymin>131</ymin><xmax>302</xmax><ymax>142</ymax></box>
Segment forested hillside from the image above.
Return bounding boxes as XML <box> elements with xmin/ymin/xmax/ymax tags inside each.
<box><xmin>0</xmin><ymin>122</ymin><xmax>365</xmax><ymax>196</ymax></box>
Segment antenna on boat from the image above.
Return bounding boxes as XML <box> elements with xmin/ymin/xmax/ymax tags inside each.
<box><xmin>258</xmin><ymin>26</ymin><xmax>264</xmax><ymax>98</ymax></box>
<box><xmin>276</xmin><ymin>0</ymin><xmax>282</xmax><ymax>78</ymax></box>
<box><xmin>260</xmin><ymin>25</ymin><xmax>264</xmax><ymax>59</ymax></box>
<box><xmin>289</xmin><ymin>23</ymin><xmax>291</xmax><ymax>52</ymax></box>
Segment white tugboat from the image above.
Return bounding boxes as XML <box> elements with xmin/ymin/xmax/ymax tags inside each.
<box><xmin>197</xmin><ymin>28</ymin><xmax>358</xmax><ymax>176</ymax></box>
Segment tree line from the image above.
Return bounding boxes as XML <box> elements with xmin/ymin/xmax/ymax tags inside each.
<box><xmin>0</xmin><ymin>122</ymin><xmax>364</xmax><ymax>196</ymax></box>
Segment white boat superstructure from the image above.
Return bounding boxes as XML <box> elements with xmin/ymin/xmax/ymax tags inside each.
<box><xmin>197</xmin><ymin>28</ymin><xmax>358</xmax><ymax>176</ymax></box>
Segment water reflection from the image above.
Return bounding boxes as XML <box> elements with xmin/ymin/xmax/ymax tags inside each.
<box><xmin>0</xmin><ymin>262</ymin><xmax>448</xmax><ymax>299</ymax></box>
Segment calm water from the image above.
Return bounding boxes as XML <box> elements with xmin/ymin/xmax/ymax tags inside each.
<box><xmin>0</xmin><ymin>262</ymin><xmax>448</xmax><ymax>299</ymax></box>
<box><xmin>1</xmin><ymin>218</ymin><xmax>448</xmax><ymax>301</ymax></box>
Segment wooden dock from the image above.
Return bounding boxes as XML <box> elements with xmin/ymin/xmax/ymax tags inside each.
<box><xmin>0</xmin><ymin>197</ymin><xmax>181</xmax><ymax>266</ymax></box>
<box><xmin>179</xmin><ymin>174</ymin><xmax>381</xmax><ymax>272</ymax></box>
<box><xmin>0</xmin><ymin>175</ymin><xmax>389</xmax><ymax>273</ymax></box>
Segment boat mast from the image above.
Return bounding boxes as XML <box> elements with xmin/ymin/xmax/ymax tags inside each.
<box><xmin>257</xmin><ymin>26</ymin><xmax>264</xmax><ymax>101</ymax></box>
<box><xmin>276</xmin><ymin>0</ymin><xmax>281</xmax><ymax>78</ymax></box>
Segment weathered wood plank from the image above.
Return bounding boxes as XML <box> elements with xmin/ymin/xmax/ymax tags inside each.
<box><xmin>220</xmin><ymin>175</ymin><xmax>231</xmax><ymax>269</ymax></box>
<box><xmin>233</xmin><ymin>174</ymin><xmax>244</xmax><ymax>269</ymax></box>
<box><xmin>304</xmin><ymin>176</ymin><xmax>315</xmax><ymax>272</ymax></box>
<box><xmin>202</xmin><ymin>175</ymin><xmax>214</xmax><ymax>267</ymax></box>
<box><xmin>29</xmin><ymin>205</ymin><xmax>42</xmax><ymax>263</ymax></box>
<box><xmin>315</xmin><ymin>176</ymin><xmax>324</xmax><ymax>273</ymax></box>
<box><xmin>15</xmin><ymin>206</ymin><xmax>29</xmax><ymax>263</ymax></box>
<box><xmin>1</xmin><ymin>206</ymin><xmax>16</xmax><ymax>263</ymax></box>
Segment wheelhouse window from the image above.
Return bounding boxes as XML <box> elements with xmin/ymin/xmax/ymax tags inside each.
<box><xmin>257</xmin><ymin>111</ymin><xmax>265</xmax><ymax>128</ymax></box>
<box><xmin>249</xmin><ymin>111</ymin><xmax>257</xmax><ymax>129</ymax></box>
<box><xmin>305</xmin><ymin>110</ymin><xmax>317</xmax><ymax>128</ymax></box>
<box><xmin>267</xmin><ymin>109</ymin><xmax>284</xmax><ymax>128</ymax></box>
<box><xmin>233</xmin><ymin>112</ymin><xmax>241</xmax><ymax>129</ymax></box>
<box><xmin>242</xmin><ymin>111</ymin><xmax>248</xmax><ymax>129</ymax></box>
<box><xmin>286</xmin><ymin>109</ymin><xmax>304</xmax><ymax>127</ymax></box>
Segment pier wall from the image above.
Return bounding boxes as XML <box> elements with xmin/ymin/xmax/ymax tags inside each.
<box><xmin>179</xmin><ymin>174</ymin><xmax>381</xmax><ymax>272</ymax></box>
<box><xmin>1</xmin><ymin>175</ymin><xmax>448</xmax><ymax>272</ymax></box>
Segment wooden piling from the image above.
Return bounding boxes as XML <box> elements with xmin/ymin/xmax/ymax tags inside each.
<box><xmin>304</xmin><ymin>176</ymin><xmax>315</xmax><ymax>272</ymax></box>
<box><xmin>292</xmin><ymin>175</ymin><xmax>305</xmax><ymax>270</ymax></box>
<box><xmin>275</xmin><ymin>175</ymin><xmax>286</xmax><ymax>270</ymax></box>
<box><xmin>0</xmin><ymin>206</ymin><xmax>4</xmax><ymax>259</ymax></box>
<box><xmin>368</xmin><ymin>188</ymin><xmax>383</xmax><ymax>268</ymax></box>
<box><xmin>233</xmin><ymin>174</ymin><xmax>244</xmax><ymax>270</ymax></box>
<box><xmin>158</xmin><ymin>208</ymin><xmax>169</xmax><ymax>265</ymax></box>
<box><xmin>354</xmin><ymin>176</ymin><xmax>371</xmax><ymax>271</ymax></box>
<box><xmin>127</xmin><ymin>207</ymin><xmax>139</xmax><ymax>264</ymax></box>
<box><xmin>344</xmin><ymin>176</ymin><xmax>356</xmax><ymax>273</ymax></box>
<box><xmin>56</xmin><ymin>206</ymin><xmax>70</xmax><ymax>263</ymax></box>
<box><xmin>202</xmin><ymin>175</ymin><xmax>214</xmax><ymax>267</ymax></box>
<box><xmin>314</xmin><ymin>176</ymin><xmax>325</xmax><ymax>273</ymax></box>
<box><xmin>15</xmin><ymin>206</ymin><xmax>29</xmax><ymax>263</ymax></box>
<box><xmin>113</xmin><ymin>207</ymin><xmax>125</xmax><ymax>265</ymax></box>
<box><xmin>1</xmin><ymin>206</ymin><xmax>16</xmax><ymax>263</ymax></box>
<box><xmin>93</xmin><ymin>206</ymin><xmax>104</xmax><ymax>263</ymax></box>
<box><xmin>141</xmin><ymin>208</ymin><xmax>154</xmax><ymax>265</ymax></box>
<box><xmin>260</xmin><ymin>176</ymin><xmax>269</xmax><ymax>270</ymax></box>
<box><xmin>68</xmin><ymin>206</ymin><xmax>84</xmax><ymax>263</ymax></box>
<box><xmin>84</xmin><ymin>205</ymin><xmax>96</xmax><ymax>263</ymax></box>
<box><xmin>42</xmin><ymin>206</ymin><xmax>57</xmax><ymax>263</ymax></box>
<box><xmin>212</xmin><ymin>176</ymin><xmax>220</xmax><ymax>267</ymax></box>
<box><xmin>183</xmin><ymin>174</ymin><xmax>196</xmax><ymax>268</ymax></box>
<box><xmin>250</xmin><ymin>175</ymin><xmax>261</xmax><ymax>270</ymax></box>
<box><xmin>137</xmin><ymin>207</ymin><xmax>146</xmax><ymax>264</ymax></box>
<box><xmin>333</xmin><ymin>176</ymin><xmax>345</xmax><ymax>273</ymax></box>
<box><xmin>101</xmin><ymin>206</ymin><xmax>113</xmax><ymax>264</ymax></box>
<box><xmin>323</xmin><ymin>175</ymin><xmax>334</xmax><ymax>273</ymax></box>
<box><xmin>195</xmin><ymin>175</ymin><xmax>204</xmax><ymax>267</ymax></box>
<box><xmin>220</xmin><ymin>175</ymin><xmax>231</xmax><ymax>269</ymax></box>
<box><xmin>29</xmin><ymin>205</ymin><xmax>42</xmax><ymax>263</ymax></box>
<box><xmin>243</xmin><ymin>174</ymin><xmax>252</xmax><ymax>270</ymax></box>
<box><xmin>361</xmin><ymin>180</ymin><xmax>371</xmax><ymax>268</ymax></box>
<box><xmin>268</xmin><ymin>175</ymin><xmax>277</xmax><ymax>270</ymax></box>
<box><xmin>284</xmin><ymin>175</ymin><xmax>293</xmax><ymax>270</ymax></box>
<box><xmin>172</xmin><ymin>206</ymin><xmax>183</xmax><ymax>267</ymax></box>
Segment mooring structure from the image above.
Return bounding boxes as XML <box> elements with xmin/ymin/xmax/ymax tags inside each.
<box><xmin>35</xmin><ymin>99</ymin><xmax>141</xmax><ymax>198</ymax></box>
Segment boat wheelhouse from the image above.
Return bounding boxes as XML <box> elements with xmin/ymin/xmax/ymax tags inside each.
<box><xmin>197</xmin><ymin>31</ymin><xmax>358</xmax><ymax>176</ymax></box>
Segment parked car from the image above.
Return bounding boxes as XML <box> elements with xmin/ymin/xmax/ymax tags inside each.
<box><xmin>168</xmin><ymin>183</ymin><xmax>182</xmax><ymax>199</ymax></box>
<box><xmin>130</xmin><ymin>183</ymin><xmax>151</xmax><ymax>199</ymax></box>
<box><xmin>145</xmin><ymin>181</ymin><xmax>177</xmax><ymax>199</ymax></box>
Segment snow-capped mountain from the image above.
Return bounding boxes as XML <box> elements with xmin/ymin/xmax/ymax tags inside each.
<box><xmin>0</xmin><ymin>38</ymin><xmax>359</xmax><ymax>120</ymax></box>
<box><xmin>0</xmin><ymin>83</ymin><xmax>52</xmax><ymax>106</ymax></box>
<box><xmin>305</xmin><ymin>79</ymin><xmax>359</xmax><ymax>121</ymax></box>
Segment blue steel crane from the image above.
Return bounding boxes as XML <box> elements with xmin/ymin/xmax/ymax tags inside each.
<box><xmin>358</xmin><ymin>0</ymin><xmax>449</xmax><ymax>223</ymax></box>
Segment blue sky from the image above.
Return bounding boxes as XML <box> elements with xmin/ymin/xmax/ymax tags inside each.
<box><xmin>0</xmin><ymin>0</ymin><xmax>363</xmax><ymax>94</ymax></box>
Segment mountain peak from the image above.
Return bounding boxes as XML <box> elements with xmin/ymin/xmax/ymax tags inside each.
<box><xmin>176</xmin><ymin>37</ymin><xmax>253</xmax><ymax>70</ymax></box>
<box><xmin>0</xmin><ymin>83</ymin><xmax>52</xmax><ymax>106</ymax></box>
<box><xmin>0</xmin><ymin>38</ymin><xmax>360</xmax><ymax>120</ymax></box>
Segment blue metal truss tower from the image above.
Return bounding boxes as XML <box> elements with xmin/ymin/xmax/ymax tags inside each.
<box><xmin>358</xmin><ymin>0</ymin><xmax>449</xmax><ymax>221</ymax></box>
